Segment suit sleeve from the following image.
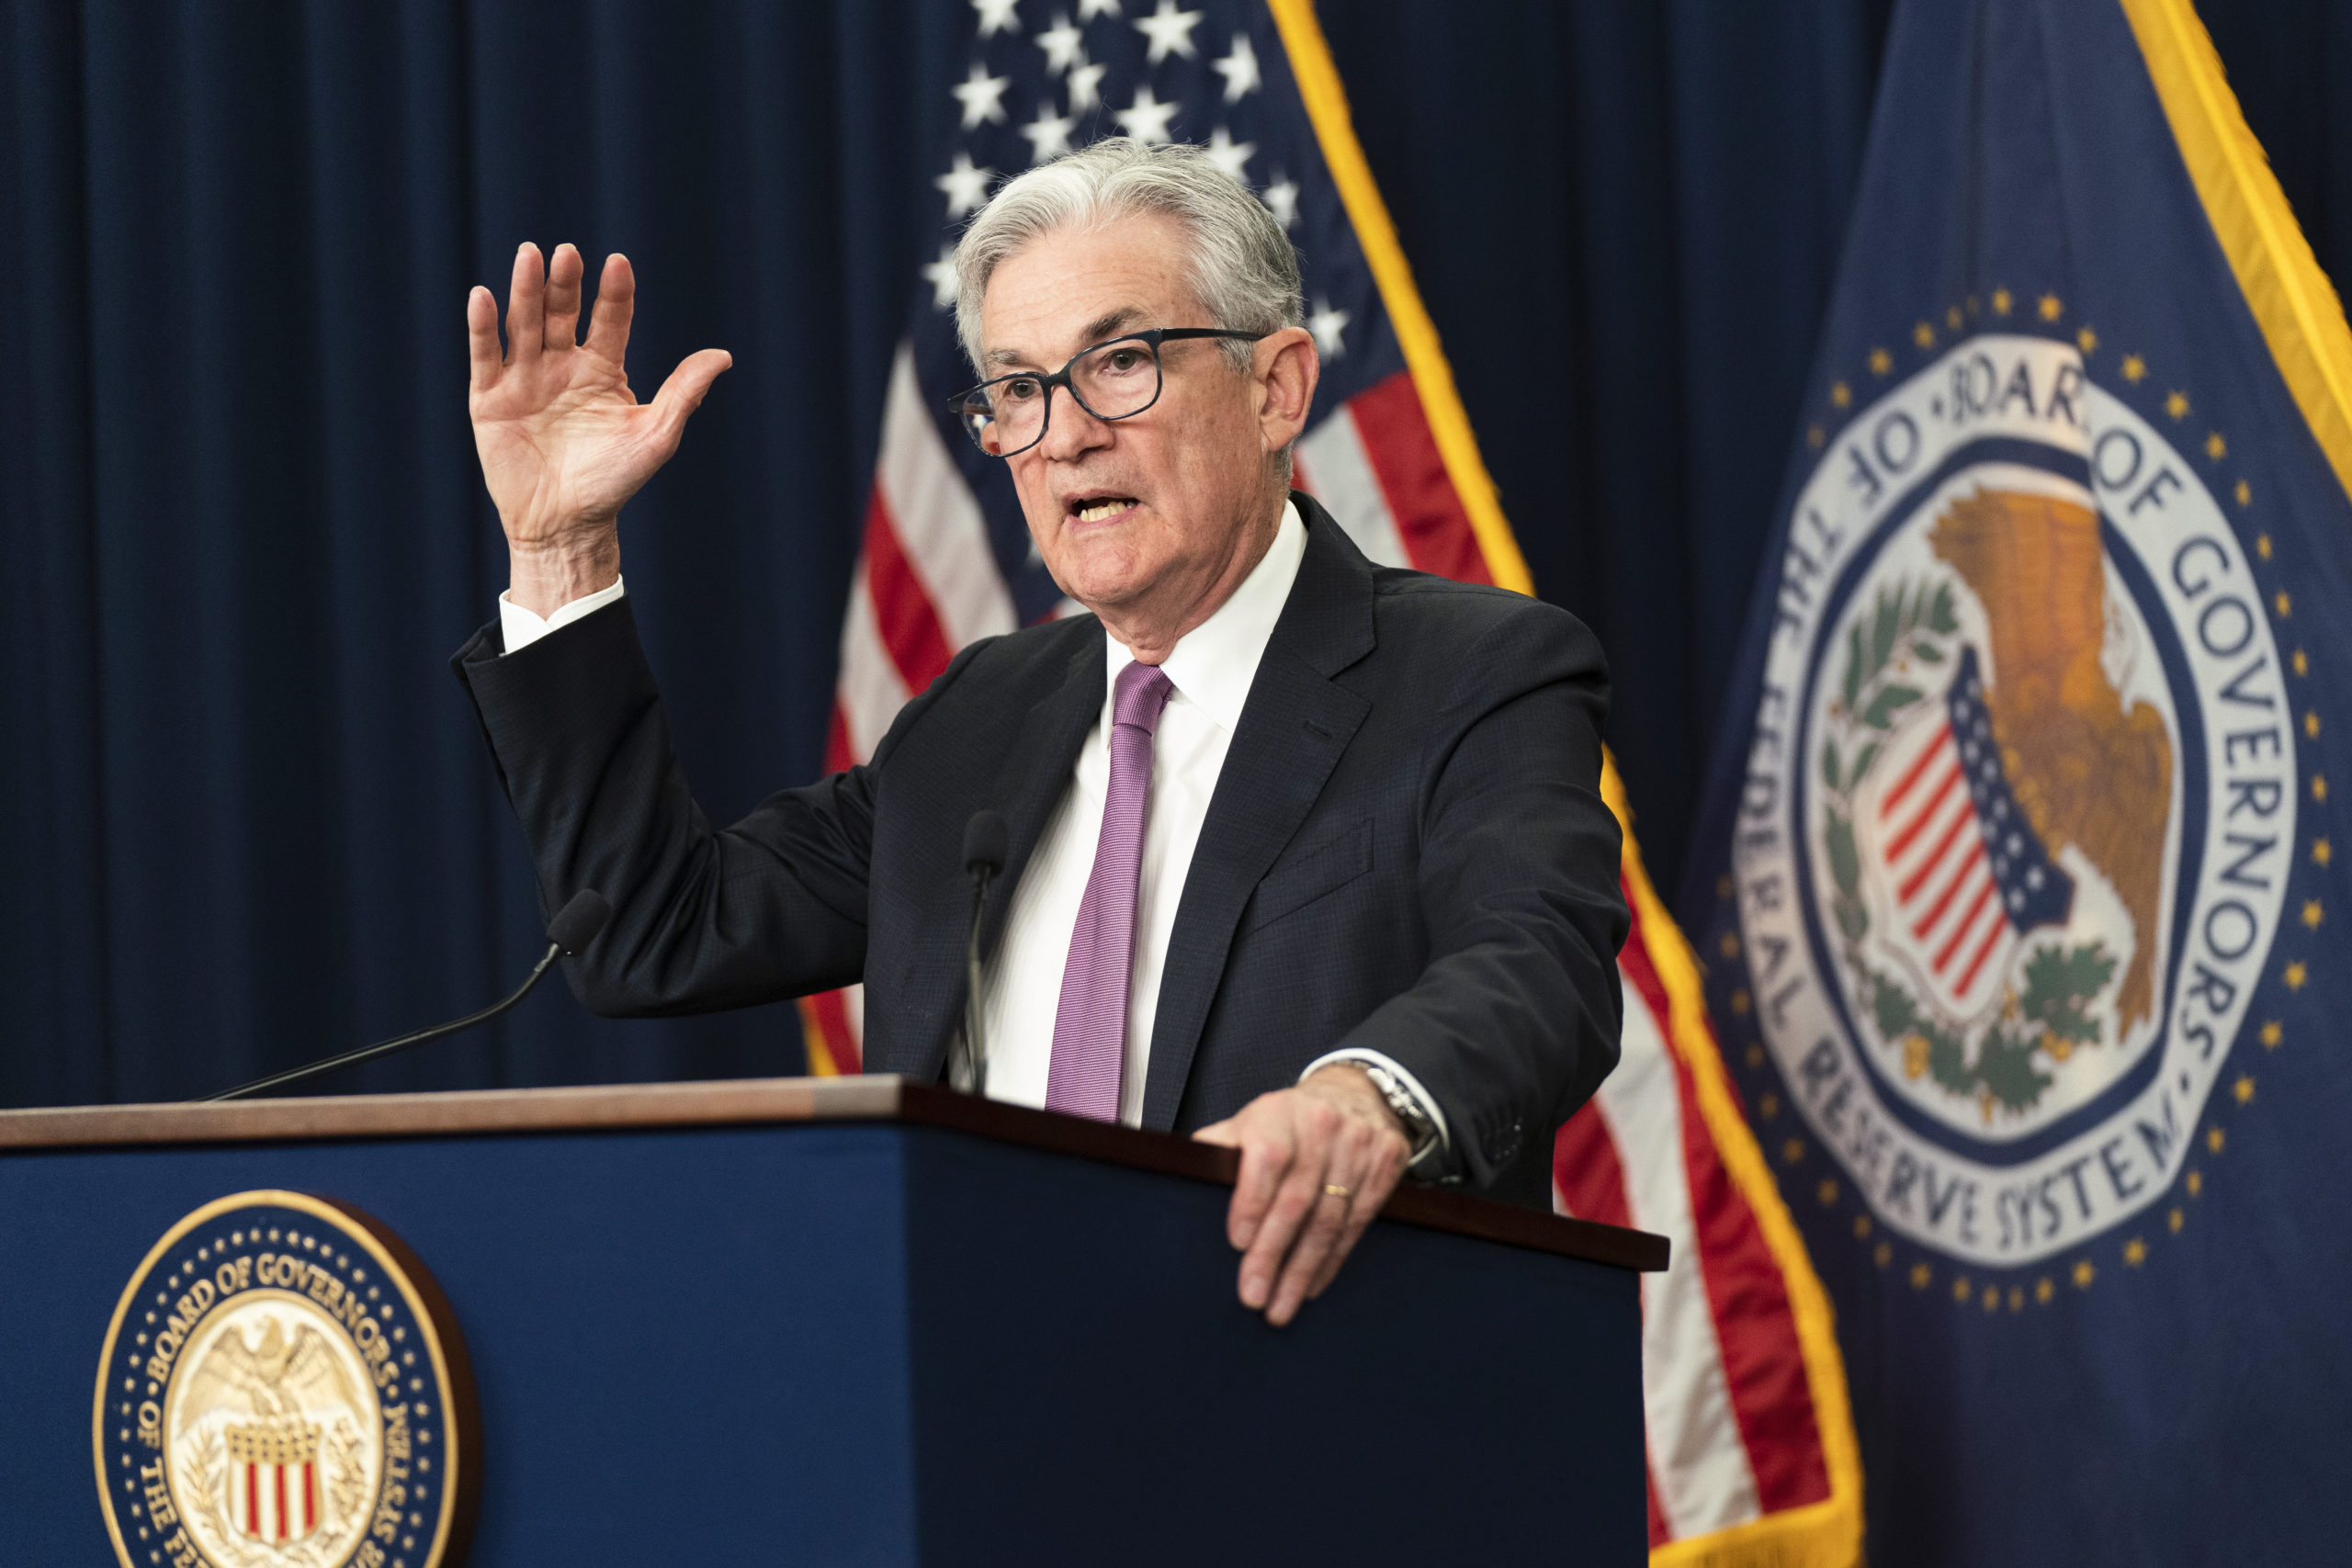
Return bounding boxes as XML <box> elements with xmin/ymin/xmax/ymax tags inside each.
<box><xmin>1321</xmin><ymin>600</ymin><xmax>1628</xmax><ymax>1190</ymax></box>
<box><xmin>451</xmin><ymin>597</ymin><xmax>980</xmax><ymax>1017</ymax></box>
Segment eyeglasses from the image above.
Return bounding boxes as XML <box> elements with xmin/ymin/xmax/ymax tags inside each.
<box><xmin>949</xmin><ymin>327</ymin><xmax>1272</xmax><ymax>457</ymax></box>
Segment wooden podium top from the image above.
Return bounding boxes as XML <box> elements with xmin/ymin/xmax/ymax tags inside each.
<box><xmin>0</xmin><ymin>1075</ymin><xmax>1667</xmax><ymax>1272</ymax></box>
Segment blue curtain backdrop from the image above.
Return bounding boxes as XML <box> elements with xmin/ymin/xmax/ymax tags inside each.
<box><xmin>0</xmin><ymin>0</ymin><xmax>2328</xmax><ymax>1106</ymax></box>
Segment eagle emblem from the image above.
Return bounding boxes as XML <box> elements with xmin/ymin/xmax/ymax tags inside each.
<box><xmin>181</xmin><ymin>1315</ymin><xmax>363</xmax><ymax>1546</ymax></box>
<box><xmin>94</xmin><ymin>1191</ymin><xmax>475</xmax><ymax>1568</ymax></box>
<box><xmin>1821</xmin><ymin>487</ymin><xmax>2177</xmax><ymax>1126</ymax></box>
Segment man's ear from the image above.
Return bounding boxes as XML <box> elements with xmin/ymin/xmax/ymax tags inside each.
<box><xmin>1254</xmin><ymin>326</ymin><xmax>1319</xmax><ymax>454</ymax></box>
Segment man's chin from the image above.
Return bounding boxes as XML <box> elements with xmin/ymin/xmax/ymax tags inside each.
<box><xmin>1046</xmin><ymin>541</ymin><xmax>1158</xmax><ymax>612</ymax></box>
<box><xmin>1056</xmin><ymin>573</ymin><xmax>1146</xmax><ymax>618</ymax></box>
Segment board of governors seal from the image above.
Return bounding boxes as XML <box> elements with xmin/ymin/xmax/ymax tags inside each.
<box><xmin>94</xmin><ymin>1191</ymin><xmax>477</xmax><ymax>1568</ymax></box>
<box><xmin>1736</xmin><ymin>330</ymin><xmax>2292</xmax><ymax>1272</ymax></box>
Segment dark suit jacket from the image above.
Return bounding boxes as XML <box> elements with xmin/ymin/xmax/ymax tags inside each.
<box><xmin>453</xmin><ymin>493</ymin><xmax>1627</xmax><ymax>1207</ymax></box>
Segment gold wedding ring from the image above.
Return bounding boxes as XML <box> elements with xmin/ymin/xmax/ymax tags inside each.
<box><xmin>1324</xmin><ymin>1183</ymin><xmax>1351</xmax><ymax>1199</ymax></box>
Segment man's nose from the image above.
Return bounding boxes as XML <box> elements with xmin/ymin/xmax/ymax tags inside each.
<box><xmin>1037</xmin><ymin>387</ymin><xmax>1111</xmax><ymax>461</ymax></box>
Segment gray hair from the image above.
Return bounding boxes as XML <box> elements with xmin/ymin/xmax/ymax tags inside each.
<box><xmin>953</xmin><ymin>138</ymin><xmax>1306</xmax><ymax>375</ymax></box>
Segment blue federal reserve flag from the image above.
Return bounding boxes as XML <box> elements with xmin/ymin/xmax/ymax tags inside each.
<box><xmin>1680</xmin><ymin>1</ymin><xmax>2352</xmax><ymax>1562</ymax></box>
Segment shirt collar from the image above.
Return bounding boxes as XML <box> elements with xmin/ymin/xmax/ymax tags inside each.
<box><xmin>1103</xmin><ymin>498</ymin><xmax>1306</xmax><ymax>734</ymax></box>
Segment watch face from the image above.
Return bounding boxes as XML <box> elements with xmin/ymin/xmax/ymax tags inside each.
<box><xmin>1363</xmin><ymin>1070</ymin><xmax>1434</xmax><ymax>1145</ymax></box>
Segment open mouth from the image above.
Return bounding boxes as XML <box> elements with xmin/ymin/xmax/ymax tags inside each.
<box><xmin>1066</xmin><ymin>494</ymin><xmax>1139</xmax><ymax>525</ymax></box>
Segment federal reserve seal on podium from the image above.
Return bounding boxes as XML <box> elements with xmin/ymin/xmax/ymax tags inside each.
<box><xmin>93</xmin><ymin>1191</ymin><xmax>477</xmax><ymax>1568</ymax></box>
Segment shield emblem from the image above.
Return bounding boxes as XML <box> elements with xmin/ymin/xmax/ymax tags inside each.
<box><xmin>222</xmin><ymin>1420</ymin><xmax>323</xmax><ymax>1544</ymax></box>
<box><xmin>1860</xmin><ymin>647</ymin><xmax>2075</xmax><ymax>1018</ymax></box>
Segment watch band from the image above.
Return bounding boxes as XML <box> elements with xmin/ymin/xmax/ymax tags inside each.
<box><xmin>1358</xmin><ymin>1061</ymin><xmax>1442</xmax><ymax>1168</ymax></box>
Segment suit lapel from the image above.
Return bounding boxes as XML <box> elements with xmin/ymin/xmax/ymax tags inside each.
<box><xmin>1138</xmin><ymin>498</ymin><xmax>1377</xmax><ymax>1131</ymax></box>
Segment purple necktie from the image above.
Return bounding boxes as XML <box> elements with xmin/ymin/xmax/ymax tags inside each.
<box><xmin>1046</xmin><ymin>659</ymin><xmax>1175</xmax><ymax>1122</ymax></box>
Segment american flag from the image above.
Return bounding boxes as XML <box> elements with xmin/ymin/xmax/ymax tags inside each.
<box><xmin>802</xmin><ymin>4</ymin><xmax>1860</xmax><ymax>1562</ymax></box>
<box><xmin>1556</xmin><ymin>779</ymin><xmax>1861</xmax><ymax>1561</ymax></box>
<box><xmin>1869</xmin><ymin>648</ymin><xmax>2074</xmax><ymax>1014</ymax></box>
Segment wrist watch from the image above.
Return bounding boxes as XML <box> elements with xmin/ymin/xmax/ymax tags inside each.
<box><xmin>1356</xmin><ymin>1061</ymin><xmax>1442</xmax><ymax>1170</ymax></box>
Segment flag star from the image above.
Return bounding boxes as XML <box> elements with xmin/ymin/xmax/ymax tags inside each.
<box><xmin>1035</xmin><ymin>12</ymin><xmax>1084</xmax><ymax>73</ymax></box>
<box><xmin>1133</xmin><ymin>0</ymin><xmax>1204</xmax><ymax>63</ymax></box>
<box><xmin>951</xmin><ymin>62</ymin><xmax>1013</xmax><ymax>130</ymax></box>
<box><xmin>1020</xmin><ymin>100</ymin><xmax>1077</xmax><ymax>163</ymax></box>
<box><xmin>1211</xmin><ymin>32</ymin><xmax>1260</xmax><ymax>102</ymax></box>
<box><xmin>1307</xmin><ymin>297</ymin><xmax>1350</xmax><ymax>356</ymax></box>
<box><xmin>1067</xmin><ymin>57</ymin><xmax>1108</xmax><ymax>112</ymax></box>
<box><xmin>1077</xmin><ymin>0</ymin><xmax>1121</xmax><ymax>17</ymax></box>
<box><xmin>1261</xmin><ymin>175</ymin><xmax>1299</xmax><ymax>230</ymax></box>
<box><xmin>935</xmin><ymin>152</ymin><xmax>997</xmax><ymax>218</ymax></box>
<box><xmin>972</xmin><ymin>0</ymin><xmax>1022</xmax><ymax>38</ymax></box>
<box><xmin>922</xmin><ymin>244</ymin><xmax>959</xmax><ymax>310</ymax></box>
<box><xmin>1203</xmin><ymin>126</ymin><xmax>1254</xmax><ymax>181</ymax></box>
<box><xmin>1114</xmin><ymin>83</ymin><xmax>1181</xmax><ymax>143</ymax></box>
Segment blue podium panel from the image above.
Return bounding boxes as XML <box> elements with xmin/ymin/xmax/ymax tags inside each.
<box><xmin>3</xmin><ymin>1124</ymin><xmax>922</xmax><ymax>1565</ymax></box>
<box><xmin>0</xmin><ymin>1078</ymin><xmax>1657</xmax><ymax>1566</ymax></box>
<box><xmin>897</xmin><ymin>1130</ymin><xmax>1646</xmax><ymax>1564</ymax></box>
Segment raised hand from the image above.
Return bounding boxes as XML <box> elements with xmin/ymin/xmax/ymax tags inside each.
<box><xmin>468</xmin><ymin>243</ymin><xmax>732</xmax><ymax>614</ymax></box>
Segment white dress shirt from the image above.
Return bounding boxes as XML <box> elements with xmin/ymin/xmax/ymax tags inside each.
<box><xmin>500</xmin><ymin>500</ymin><xmax>1447</xmax><ymax>1152</ymax></box>
<box><xmin>500</xmin><ymin>573</ymin><xmax>628</xmax><ymax>651</ymax></box>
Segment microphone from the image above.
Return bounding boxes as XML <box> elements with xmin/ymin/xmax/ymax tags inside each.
<box><xmin>957</xmin><ymin>812</ymin><xmax>1009</xmax><ymax>1094</ymax></box>
<box><xmin>199</xmin><ymin>889</ymin><xmax>613</xmax><ymax>1102</ymax></box>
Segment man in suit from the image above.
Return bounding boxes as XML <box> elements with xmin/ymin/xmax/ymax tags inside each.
<box><xmin>454</xmin><ymin>141</ymin><xmax>1625</xmax><ymax>1326</ymax></box>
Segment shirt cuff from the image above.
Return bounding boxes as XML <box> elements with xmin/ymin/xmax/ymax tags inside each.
<box><xmin>500</xmin><ymin>576</ymin><xmax>627</xmax><ymax>654</ymax></box>
<box><xmin>1302</xmin><ymin>1048</ymin><xmax>1454</xmax><ymax>1171</ymax></box>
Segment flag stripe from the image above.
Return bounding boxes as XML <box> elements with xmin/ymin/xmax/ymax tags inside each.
<box><xmin>876</xmin><ymin>342</ymin><xmax>1018</xmax><ymax>650</ymax></box>
<box><xmin>1911</xmin><ymin>840</ymin><xmax>1985</xmax><ymax>940</ymax></box>
<box><xmin>824</xmin><ymin>703</ymin><xmax>854</xmax><ymax>777</ymax></box>
<box><xmin>1886</xmin><ymin>754</ymin><xmax>1964</xmax><ymax>863</ymax></box>
<box><xmin>835</xmin><ymin>559</ymin><xmax>913</xmax><ymax>761</ymax></box>
<box><xmin>1954</xmin><ymin>908</ymin><xmax>2010</xmax><ymax>999</ymax></box>
<box><xmin>1593</xmin><ymin>962</ymin><xmax>1766</xmax><ymax>1540</ymax></box>
<box><xmin>862</xmin><ymin>489</ymin><xmax>958</xmax><ymax>695</ymax></box>
<box><xmin>1553</xmin><ymin>1057</ymin><xmax>1674</xmax><ymax>1549</ymax></box>
<box><xmin>1553</xmin><ymin>1103</ymin><xmax>1635</xmax><ymax>1231</ymax></box>
<box><xmin>1294</xmin><ymin>403</ymin><xmax>1413</xmax><ymax>568</ymax></box>
<box><xmin>1645</xmin><ymin>1455</ymin><xmax>1673</xmax><ymax>1553</ymax></box>
<box><xmin>1936</xmin><ymin>874</ymin><xmax>2000</xmax><ymax>973</ymax></box>
<box><xmin>800</xmin><ymin>987</ymin><xmax>862</xmax><ymax>1077</ymax></box>
<box><xmin>1622</xmin><ymin>908</ymin><xmax>1832</xmax><ymax>1518</ymax></box>
<box><xmin>1344</xmin><ymin>370</ymin><xmax>1495</xmax><ymax>583</ymax></box>
<box><xmin>1896</xmin><ymin>787</ymin><xmax>1975</xmax><ymax>903</ymax></box>
<box><xmin>1601</xmin><ymin>763</ymin><xmax>1862</xmax><ymax>1568</ymax></box>
<box><xmin>1880</xmin><ymin>720</ymin><xmax>1951</xmax><ymax>816</ymax></box>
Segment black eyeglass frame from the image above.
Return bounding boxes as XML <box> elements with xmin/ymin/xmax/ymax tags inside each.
<box><xmin>948</xmin><ymin>327</ymin><xmax>1273</xmax><ymax>457</ymax></box>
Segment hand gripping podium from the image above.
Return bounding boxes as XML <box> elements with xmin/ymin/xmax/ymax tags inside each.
<box><xmin>0</xmin><ymin>1077</ymin><xmax>1665</xmax><ymax>1566</ymax></box>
